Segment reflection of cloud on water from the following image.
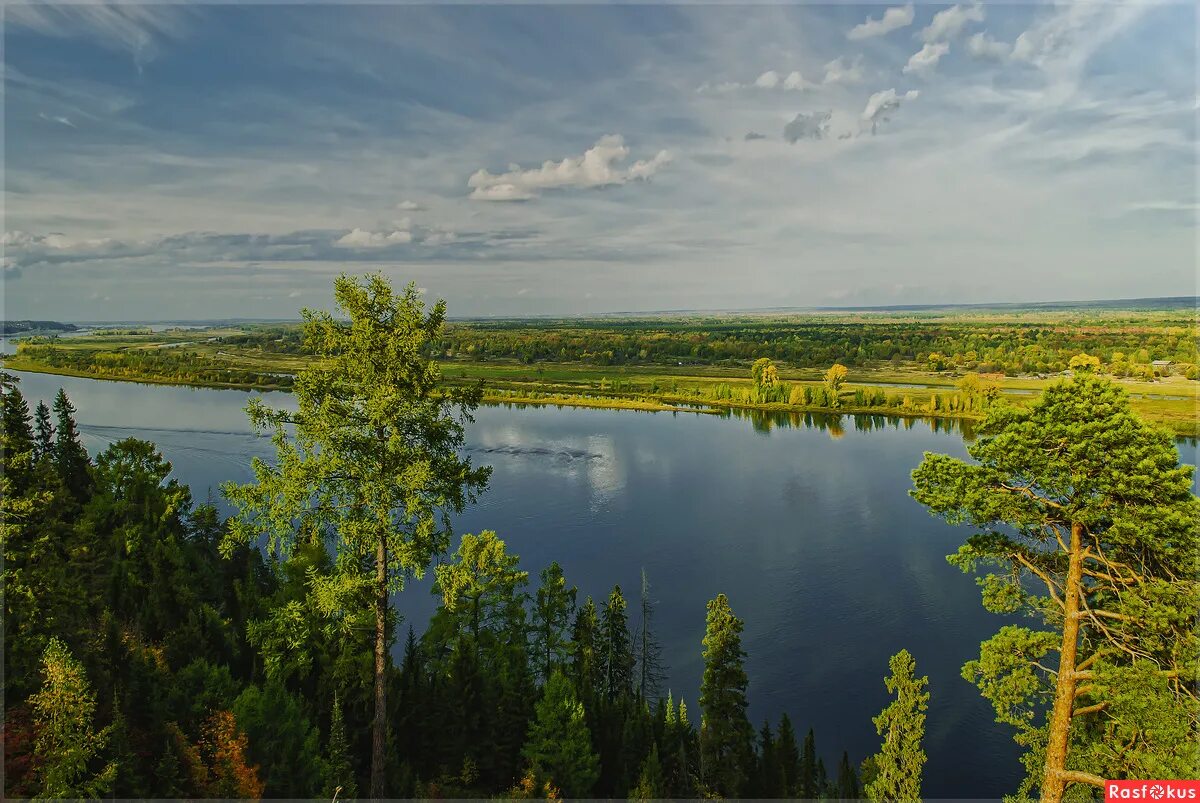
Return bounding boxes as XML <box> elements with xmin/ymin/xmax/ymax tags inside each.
<box><xmin>466</xmin><ymin>428</ymin><xmax>625</xmax><ymax>512</ymax></box>
<box><xmin>584</xmin><ymin>435</ymin><xmax>624</xmax><ymax>512</ymax></box>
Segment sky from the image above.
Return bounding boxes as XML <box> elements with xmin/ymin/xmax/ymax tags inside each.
<box><xmin>3</xmin><ymin>1</ymin><xmax>1196</xmax><ymax>320</ymax></box>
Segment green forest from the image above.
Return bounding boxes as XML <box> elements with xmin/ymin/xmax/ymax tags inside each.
<box><xmin>3</xmin><ymin>276</ymin><xmax>1197</xmax><ymax>801</ymax></box>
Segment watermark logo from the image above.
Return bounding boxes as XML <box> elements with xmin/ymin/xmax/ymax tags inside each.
<box><xmin>1107</xmin><ymin>781</ymin><xmax>1200</xmax><ymax>801</ymax></box>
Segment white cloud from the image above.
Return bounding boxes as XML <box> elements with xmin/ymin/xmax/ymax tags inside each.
<box><xmin>782</xmin><ymin>71</ymin><xmax>811</xmax><ymax>91</ymax></box>
<box><xmin>467</xmin><ymin>135</ymin><xmax>671</xmax><ymax>201</ymax></box>
<box><xmin>823</xmin><ymin>55</ymin><xmax>865</xmax><ymax>85</ymax></box>
<box><xmin>903</xmin><ymin>42</ymin><xmax>950</xmax><ymax>75</ymax></box>
<box><xmin>397</xmin><ymin>200</ymin><xmax>423</xmax><ymax>211</ymax></box>
<box><xmin>333</xmin><ymin>227</ymin><xmax>414</xmax><ymax>248</ymax></box>
<box><xmin>861</xmin><ymin>88</ymin><xmax>920</xmax><ymax>126</ymax></box>
<box><xmin>920</xmin><ymin>4</ymin><xmax>984</xmax><ymax>43</ymax></box>
<box><xmin>754</xmin><ymin>70</ymin><xmax>780</xmax><ymax>88</ymax></box>
<box><xmin>966</xmin><ymin>32</ymin><xmax>1011</xmax><ymax>60</ymax></box>
<box><xmin>847</xmin><ymin>4</ymin><xmax>914</xmax><ymax>40</ymax></box>
<box><xmin>699</xmin><ymin>70</ymin><xmax>811</xmax><ymax>93</ymax></box>
<box><xmin>783</xmin><ymin>111</ymin><xmax>832</xmax><ymax>142</ymax></box>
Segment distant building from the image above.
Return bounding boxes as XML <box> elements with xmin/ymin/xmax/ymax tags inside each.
<box><xmin>1151</xmin><ymin>360</ymin><xmax>1173</xmax><ymax>368</ymax></box>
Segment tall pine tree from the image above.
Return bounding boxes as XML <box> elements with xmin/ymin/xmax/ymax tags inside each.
<box><xmin>865</xmin><ymin>650</ymin><xmax>928</xmax><ymax>803</ymax></box>
<box><xmin>698</xmin><ymin>593</ymin><xmax>752</xmax><ymax>798</ymax></box>
<box><xmin>912</xmin><ymin>376</ymin><xmax>1199</xmax><ymax>799</ymax></box>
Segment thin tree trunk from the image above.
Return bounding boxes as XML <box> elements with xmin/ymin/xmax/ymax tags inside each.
<box><xmin>371</xmin><ymin>534</ymin><xmax>388</xmax><ymax>800</ymax></box>
<box><xmin>1041</xmin><ymin>521</ymin><xmax>1084</xmax><ymax>803</ymax></box>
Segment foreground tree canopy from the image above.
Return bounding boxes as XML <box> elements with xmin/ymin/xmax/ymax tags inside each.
<box><xmin>221</xmin><ymin>274</ymin><xmax>492</xmax><ymax>797</ymax></box>
<box><xmin>912</xmin><ymin>376</ymin><xmax>1200</xmax><ymax>801</ymax></box>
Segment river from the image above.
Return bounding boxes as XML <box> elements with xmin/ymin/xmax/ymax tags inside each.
<box><xmin>8</xmin><ymin>367</ymin><xmax>1197</xmax><ymax>797</ymax></box>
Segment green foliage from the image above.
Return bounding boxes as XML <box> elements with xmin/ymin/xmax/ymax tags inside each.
<box><xmin>30</xmin><ymin>638</ymin><xmax>117</xmax><ymax>799</ymax></box>
<box><xmin>231</xmin><ymin>681</ymin><xmax>326</xmax><ymax>797</ymax></box>
<box><xmin>522</xmin><ymin>672</ymin><xmax>600</xmax><ymax>798</ymax></box>
<box><xmin>533</xmin><ymin>562</ymin><xmax>577</xmax><ymax>682</ymax></box>
<box><xmin>699</xmin><ymin>593</ymin><xmax>753</xmax><ymax>797</ymax></box>
<box><xmin>221</xmin><ymin>273</ymin><xmax>491</xmax><ymax>797</ymax></box>
<box><xmin>865</xmin><ymin>650</ymin><xmax>929</xmax><ymax>803</ymax></box>
<box><xmin>912</xmin><ymin>376</ymin><xmax>1200</xmax><ymax>796</ymax></box>
<box><xmin>601</xmin><ymin>586</ymin><xmax>634</xmax><ymax>702</ymax></box>
<box><xmin>325</xmin><ymin>693</ymin><xmax>357</xmax><ymax>799</ymax></box>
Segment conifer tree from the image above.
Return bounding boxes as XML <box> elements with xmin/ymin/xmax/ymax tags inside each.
<box><xmin>29</xmin><ymin>638</ymin><xmax>117</xmax><ymax>798</ymax></box>
<box><xmin>865</xmin><ymin>650</ymin><xmax>928</xmax><ymax>803</ymax></box>
<box><xmin>601</xmin><ymin>585</ymin><xmax>634</xmax><ymax>701</ymax></box>
<box><xmin>836</xmin><ymin>751</ymin><xmax>860</xmax><ymax>800</ymax></box>
<box><xmin>629</xmin><ymin>743</ymin><xmax>664</xmax><ymax>801</ymax></box>
<box><xmin>698</xmin><ymin>593</ymin><xmax>753</xmax><ymax>797</ymax></box>
<box><xmin>326</xmin><ymin>692</ymin><xmax>357</xmax><ymax>799</ymax></box>
<box><xmin>800</xmin><ymin>727</ymin><xmax>818</xmax><ymax>799</ymax></box>
<box><xmin>52</xmin><ymin>389</ymin><xmax>91</xmax><ymax>501</ymax></box>
<box><xmin>912</xmin><ymin>376</ymin><xmax>1199</xmax><ymax>800</ymax></box>
<box><xmin>33</xmin><ymin>400</ymin><xmax>53</xmax><ymax>460</ymax></box>
<box><xmin>757</xmin><ymin>719</ymin><xmax>782</xmax><ymax>797</ymax></box>
<box><xmin>777</xmin><ymin>713</ymin><xmax>800</xmax><ymax>796</ymax></box>
<box><xmin>222</xmin><ymin>274</ymin><xmax>490</xmax><ymax>797</ymax></box>
<box><xmin>2</xmin><ymin>387</ymin><xmax>36</xmax><ymax>493</ymax></box>
<box><xmin>533</xmin><ymin>561</ymin><xmax>577</xmax><ymax>681</ymax></box>
<box><xmin>522</xmin><ymin>672</ymin><xmax>600</xmax><ymax>798</ymax></box>
<box><xmin>570</xmin><ymin>596</ymin><xmax>601</xmax><ymax>705</ymax></box>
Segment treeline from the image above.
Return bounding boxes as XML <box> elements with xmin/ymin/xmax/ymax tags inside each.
<box><xmin>434</xmin><ymin>318</ymin><xmax>1197</xmax><ymax>376</ymax></box>
<box><xmin>13</xmin><ymin>344</ymin><xmax>293</xmax><ymax>389</ymax></box>
<box><xmin>1</xmin><ymin>382</ymin><xmax>927</xmax><ymax>799</ymax></box>
<box><xmin>201</xmin><ymin>315</ymin><xmax>1200</xmax><ymax>378</ymax></box>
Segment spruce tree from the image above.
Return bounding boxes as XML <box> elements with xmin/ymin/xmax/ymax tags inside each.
<box><xmin>533</xmin><ymin>561</ymin><xmax>577</xmax><ymax>681</ymax></box>
<box><xmin>836</xmin><ymin>751</ymin><xmax>860</xmax><ymax>800</ymax></box>
<box><xmin>757</xmin><ymin>719</ymin><xmax>782</xmax><ymax>797</ymax></box>
<box><xmin>601</xmin><ymin>585</ymin><xmax>634</xmax><ymax>701</ymax></box>
<box><xmin>570</xmin><ymin>596</ymin><xmax>601</xmax><ymax>706</ymax></box>
<box><xmin>698</xmin><ymin>593</ymin><xmax>752</xmax><ymax>798</ymax></box>
<box><xmin>52</xmin><ymin>389</ymin><xmax>91</xmax><ymax>501</ymax></box>
<box><xmin>800</xmin><ymin>727</ymin><xmax>817</xmax><ymax>799</ymax></box>
<box><xmin>912</xmin><ymin>376</ymin><xmax>1199</xmax><ymax>799</ymax></box>
<box><xmin>629</xmin><ymin>743</ymin><xmax>664</xmax><ymax>800</ymax></box>
<box><xmin>522</xmin><ymin>672</ymin><xmax>599</xmax><ymax>798</ymax></box>
<box><xmin>2</xmin><ymin>387</ymin><xmax>36</xmax><ymax>493</ymax></box>
<box><xmin>33</xmin><ymin>400</ymin><xmax>53</xmax><ymax>460</ymax></box>
<box><xmin>326</xmin><ymin>692</ymin><xmax>357</xmax><ymax>799</ymax></box>
<box><xmin>865</xmin><ymin>650</ymin><xmax>928</xmax><ymax>803</ymax></box>
<box><xmin>777</xmin><ymin>713</ymin><xmax>800</xmax><ymax>796</ymax></box>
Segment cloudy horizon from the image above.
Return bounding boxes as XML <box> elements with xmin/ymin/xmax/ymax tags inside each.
<box><xmin>3</xmin><ymin>2</ymin><xmax>1196</xmax><ymax>320</ymax></box>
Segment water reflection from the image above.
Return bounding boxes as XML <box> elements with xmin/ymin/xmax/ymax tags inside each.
<box><xmin>719</xmin><ymin>406</ymin><xmax>979</xmax><ymax>440</ymax></box>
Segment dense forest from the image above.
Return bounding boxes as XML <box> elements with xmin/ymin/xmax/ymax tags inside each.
<box><xmin>3</xmin><ymin>276</ymin><xmax>1197</xmax><ymax>801</ymax></box>
<box><xmin>203</xmin><ymin>313</ymin><xmax>1200</xmax><ymax>378</ymax></box>
<box><xmin>2</xmin><ymin>383</ymin><xmax>897</xmax><ymax>800</ymax></box>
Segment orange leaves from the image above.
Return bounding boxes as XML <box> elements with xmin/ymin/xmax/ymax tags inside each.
<box><xmin>167</xmin><ymin>711</ymin><xmax>263</xmax><ymax>800</ymax></box>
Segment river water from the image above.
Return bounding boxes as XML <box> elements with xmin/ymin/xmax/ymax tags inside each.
<box><xmin>9</xmin><ymin>366</ymin><xmax>1197</xmax><ymax>797</ymax></box>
